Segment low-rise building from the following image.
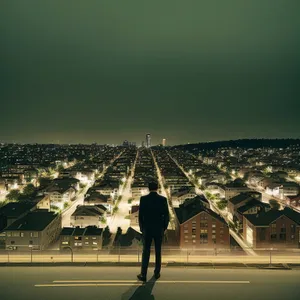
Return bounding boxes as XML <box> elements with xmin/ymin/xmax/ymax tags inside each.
<box><xmin>84</xmin><ymin>190</ymin><xmax>113</xmax><ymax>212</ymax></box>
<box><xmin>60</xmin><ymin>226</ymin><xmax>103</xmax><ymax>250</ymax></box>
<box><xmin>171</xmin><ymin>187</ymin><xmax>196</xmax><ymax>207</ymax></box>
<box><xmin>0</xmin><ymin>202</ymin><xmax>37</xmax><ymax>231</ymax></box>
<box><xmin>70</xmin><ymin>205</ymin><xmax>107</xmax><ymax>228</ymax></box>
<box><xmin>243</xmin><ymin>207</ymin><xmax>300</xmax><ymax>249</ymax></box>
<box><xmin>175</xmin><ymin>197</ymin><xmax>230</xmax><ymax>249</ymax></box>
<box><xmin>0</xmin><ymin>210</ymin><xmax>61</xmax><ymax>250</ymax></box>
<box><xmin>130</xmin><ymin>205</ymin><xmax>139</xmax><ymax>226</ymax></box>
<box><xmin>227</xmin><ymin>192</ymin><xmax>261</xmax><ymax>222</ymax></box>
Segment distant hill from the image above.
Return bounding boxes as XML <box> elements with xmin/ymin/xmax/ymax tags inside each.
<box><xmin>172</xmin><ymin>139</ymin><xmax>300</xmax><ymax>152</ymax></box>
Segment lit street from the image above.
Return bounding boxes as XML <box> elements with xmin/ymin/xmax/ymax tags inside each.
<box><xmin>1</xmin><ymin>266</ymin><xmax>300</xmax><ymax>300</ymax></box>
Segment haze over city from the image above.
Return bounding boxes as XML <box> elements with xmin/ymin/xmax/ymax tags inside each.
<box><xmin>1</xmin><ymin>1</ymin><xmax>300</xmax><ymax>145</ymax></box>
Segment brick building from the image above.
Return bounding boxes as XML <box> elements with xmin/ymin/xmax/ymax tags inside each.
<box><xmin>175</xmin><ymin>197</ymin><xmax>230</xmax><ymax>249</ymax></box>
<box><xmin>243</xmin><ymin>207</ymin><xmax>300</xmax><ymax>249</ymax></box>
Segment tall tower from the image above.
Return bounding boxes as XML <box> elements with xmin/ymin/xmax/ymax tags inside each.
<box><xmin>146</xmin><ymin>133</ymin><xmax>151</xmax><ymax>148</ymax></box>
<box><xmin>162</xmin><ymin>138</ymin><xmax>166</xmax><ymax>147</ymax></box>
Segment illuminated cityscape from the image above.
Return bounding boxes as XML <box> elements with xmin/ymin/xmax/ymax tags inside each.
<box><xmin>1</xmin><ymin>1</ymin><xmax>300</xmax><ymax>299</ymax></box>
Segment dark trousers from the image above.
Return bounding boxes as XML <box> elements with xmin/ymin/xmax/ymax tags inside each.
<box><xmin>141</xmin><ymin>229</ymin><xmax>163</xmax><ymax>276</ymax></box>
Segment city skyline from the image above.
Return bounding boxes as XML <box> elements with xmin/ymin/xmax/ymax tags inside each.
<box><xmin>1</xmin><ymin>1</ymin><xmax>299</xmax><ymax>144</ymax></box>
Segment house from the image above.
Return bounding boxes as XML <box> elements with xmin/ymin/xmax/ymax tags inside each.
<box><xmin>70</xmin><ymin>205</ymin><xmax>107</xmax><ymax>228</ymax></box>
<box><xmin>131</xmin><ymin>181</ymin><xmax>149</xmax><ymax>200</ymax></box>
<box><xmin>116</xmin><ymin>227</ymin><xmax>142</xmax><ymax>247</ymax></box>
<box><xmin>204</xmin><ymin>183</ymin><xmax>226</xmax><ymax>198</ymax></box>
<box><xmin>0</xmin><ymin>202</ymin><xmax>37</xmax><ymax>231</ymax></box>
<box><xmin>92</xmin><ymin>180</ymin><xmax>119</xmax><ymax>199</ymax></box>
<box><xmin>171</xmin><ymin>187</ymin><xmax>197</xmax><ymax>207</ymax></box>
<box><xmin>130</xmin><ymin>205</ymin><xmax>139</xmax><ymax>226</ymax></box>
<box><xmin>266</xmin><ymin>182</ymin><xmax>300</xmax><ymax>199</ymax></box>
<box><xmin>287</xmin><ymin>195</ymin><xmax>300</xmax><ymax>208</ymax></box>
<box><xmin>84</xmin><ymin>190</ymin><xmax>113</xmax><ymax>212</ymax></box>
<box><xmin>60</xmin><ymin>226</ymin><xmax>103</xmax><ymax>250</ymax></box>
<box><xmin>175</xmin><ymin>197</ymin><xmax>230</xmax><ymax>249</ymax></box>
<box><xmin>0</xmin><ymin>210</ymin><xmax>61</xmax><ymax>250</ymax></box>
<box><xmin>243</xmin><ymin>207</ymin><xmax>300</xmax><ymax>249</ymax></box>
<box><xmin>224</xmin><ymin>180</ymin><xmax>251</xmax><ymax>200</ymax></box>
<box><xmin>227</xmin><ymin>192</ymin><xmax>261</xmax><ymax>222</ymax></box>
<box><xmin>44</xmin><ymin>178</ymin><xmax>79</xmax><ymax>205</ymax></box>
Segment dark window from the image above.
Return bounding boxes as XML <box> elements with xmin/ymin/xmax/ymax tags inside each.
<box><xmin>259</xmin><ymin>228</ymin><xmax>266</xmax><ymax>241</ymax></box>
<box><xmin>279</xmin><ymin>233</ymin><xmax>286</xmax><ymax>241</ymax></box>
<box><xmin>270</xmin><ymin>234</ymin><xmax>277</xmax><ymax>240</ymax></box>
<box><xmin>291</xmin><ymin>224</ymin><xmax>296</xmax><ymax>234</ymax></box>
<box><xmin>11</xmin><ymin>241</ymin><xmax>15</xmax><ymax>244</ymax></box>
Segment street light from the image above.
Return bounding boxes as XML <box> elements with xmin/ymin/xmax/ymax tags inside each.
<box><xmin>28</xmin><ymin>244</ymin><xmax>33</xmax><ymax>263</ymax></box>
<box><xmin>64</xmin><ymin>246</ymin><xmax>73</xmax><ymax>262</ymax></box>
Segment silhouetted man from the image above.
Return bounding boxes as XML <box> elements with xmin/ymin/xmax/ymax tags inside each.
<box><xmin>137</xmin><ymin>181</ymin><xmax>170</xmax><ymax>282</ymax></box>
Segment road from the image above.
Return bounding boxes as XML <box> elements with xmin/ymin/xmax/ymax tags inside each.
<box><xmin>150</xmin><ymin>149</ymin><xmax>176</xmax><ymax>231</ymax></box>
<box><xmin>108</xmin><ymin>150</ymin><xmax>139</xmax><ymax>234</ymax></box>
<box><xmin>1</xmin><ymin>266</ymin><xmax>299</xmax><ymax>300</ymax></box>
<box><xmin>61</xmin><ymin>150</ymin><xmax>125</xmax><ymax>228</ymax></box>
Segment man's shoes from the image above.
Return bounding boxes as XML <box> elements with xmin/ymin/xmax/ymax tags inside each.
<box><xmin>137</xmin><ymin>274</ymin><xmax>147</xmax><ymax>282</ymax></box>
<box><xmin>154</xmin><ymin>272</ymin><xmax>160</xmax><ymax>279</ymax></box>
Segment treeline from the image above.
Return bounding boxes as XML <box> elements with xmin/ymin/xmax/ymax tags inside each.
<box><xmin>172</xmin><ymin>139</ymin><xmax>300</xmax><ymax>151</ymax></box>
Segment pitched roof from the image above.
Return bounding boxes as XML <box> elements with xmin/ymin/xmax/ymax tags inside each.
<box><xmin>0</xmin><ymin>202</ymin><xmax>36</xmax><ymax>218</ymax></box>
<box><xmin>175</xmin><ymin>197</ymin><xmax>226</xmax><ymax>225</ymax></box>
<box><xmin>4</xmin><ymin>210</ymin><xmax>59</xmax><ymax>231</ymax></box>
<box><xmin>244</xmin><ymin>207</ymin><xmax>300</xmax><ymax>226</ymax></box>
<box><xmin>60</xmin><ymin>226</ymin><xmax>103</xmax><ymax>236</ymax></box>
<box><xmin>71</xmin><ymin>205</ymin><xmax>106</xmax><ymax>217</ymax></box>
<box><xmin>229</xmin><ymin>192</ymin><xmax>260</xmax><ymax>205</ymax></box>
<box><xmin>237</xmin><ymin>199</ymin><xmax>270</xmax><ymax>214</ymax></box>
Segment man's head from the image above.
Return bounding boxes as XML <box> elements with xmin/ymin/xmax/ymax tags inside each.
<box><xmin>148</xmin><ymin>181</ymin><xmax>158</xmax><ymax>192</ymax></box>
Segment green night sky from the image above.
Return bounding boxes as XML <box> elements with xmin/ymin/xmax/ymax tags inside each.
<box><xmin>0</xmin><ymin>1</ymin><xmax>299</xmax><ymax>145</ymax></box>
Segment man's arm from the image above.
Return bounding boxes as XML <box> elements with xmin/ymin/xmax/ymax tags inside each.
<box><xmin>138</xmin><ymin>196</ymin><xmax>144</xmax><ymax>233</ymax></box>
<box><xmin>163</xmin><ymin>197</ymin><xmax>170</xmax><ymax>231</ymax></box>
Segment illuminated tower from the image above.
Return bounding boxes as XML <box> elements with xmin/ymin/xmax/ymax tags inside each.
<box><xmin>146</xmin><ymin>133</ymin><xmax>151</xmax><ymax>148</ymax></box>
<box><xmin>162</xmin><ymin>138</ymin><xmax>166</xmax><ymax>147</ymax></box>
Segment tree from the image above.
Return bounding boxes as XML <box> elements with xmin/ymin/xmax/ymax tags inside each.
<box><xmin>57</xmin><ymin>165</ymin><xmax>65</xmax><ymax>173</ymax></box>
<box><xmin>269</xmin><ymin>199</ymin><xmax>280</xmax><ymax>210</ymax></box>
<box><xmin>100</xmin><ymin>216</ymin><xmax>107</xmax><ymax>224</ymax></box>
<box><xmin>102</xmin><ymin>226</ymin><xmax>112</xmax><ymax>247</ymax></box>
<box><xmin>6</xmin><ymin>190</ymin><xmax>21</xmax><ymax>201</ymax></box>
<box><xmin>22</xmin><ymin>184</ymin><xmax>36</xmax><ymax>197</ymax></box>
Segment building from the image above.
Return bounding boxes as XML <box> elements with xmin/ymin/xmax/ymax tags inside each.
<box><xmin>224</xmin><ymin>183</ymin><xmax>251</xmax><ymax>200</ymax></box>
<box><xmin>243</xmin><ymin>207</ymin><xmax>300</xmax><ymax>249</ymax></box>
<box><xmin>146</xmin><ymin>133</ymin><xmax>151</xmax><ymax>148</ymax></box>
<box><xmin>0</xmin><ymin>202</ymin><xmax>37</xmax><ymax>231</ymax></box>
<box><xmin>70</xmin><ymin>205</ymin><xmax>107</xmax><ymax>228</ymax></box>
<box><xmin>171</xmin><ymin>187</ymin><xmax>197</xmax><ymax>207</ymax></box>
<box><xmin>162</xmin><ymin>139</ymin><xmax>166</xmax><ymax>147</ymax></box>
<box><xmin>59</xmin><ymin>226</ymin><xmax>103</xmax><ymax>250</ymax></box>
<box><xmin>130</xmin><ymin>205</ymin><xmax>139</xmax><ymax>226</ymax></box>
<box><xmin>227</xmin><ymin>192</ymin><xmax>261</xmax><ymax>222</ymax></box>
<box><xmin>175</xmin><ymin>197</ymin><xmax>230</xmax><ymax>249</ymax></box>
<box><xmin>1</xmin><ymin>210</ymin><xmax>61</xmax><ymax>250</ymax></box>
<box><xmin>84</xmin><ymin>190</ymin><xmax>113</xmax><ymax>212</ymax></box>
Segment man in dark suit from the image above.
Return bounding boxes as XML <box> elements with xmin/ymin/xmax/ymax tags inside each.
<box><xmin>137</xmin><ymin>181</ymin><xmax>170</xmax><ymax>282</ymax></box>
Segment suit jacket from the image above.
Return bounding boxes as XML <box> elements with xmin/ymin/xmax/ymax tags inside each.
<box><xmin>138</xmin><ymin>191</ymin><xmax>170</xmax><ymax>233</ymax></box>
